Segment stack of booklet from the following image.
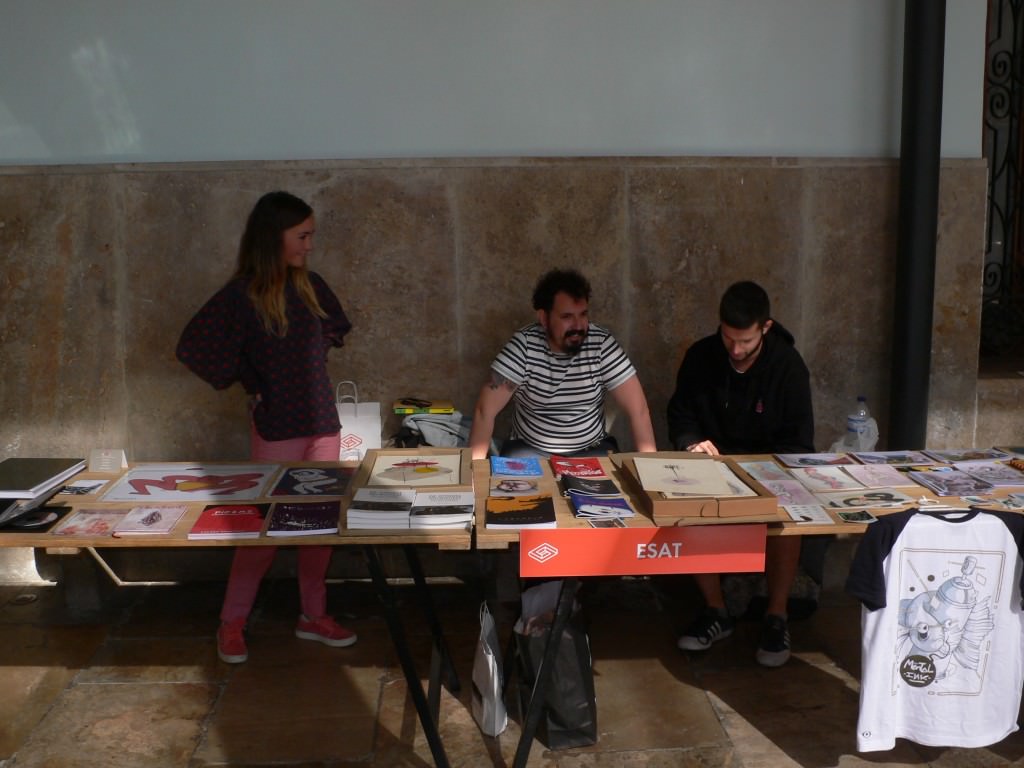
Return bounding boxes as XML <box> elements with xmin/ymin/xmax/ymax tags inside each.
<box><xmin>49</xmin><ymin>504</ymin><xmax>189</xmax><ymax>538</ymax></box>
<box><xmin>188</xmin><ymin>504</ymin><xmax>270</xmax><ymax>540</ymax></box>
<box><xmin>0</xmin><ymin>457</ymin><xmax>87</xmax><ymax>501</ymax></box>
<box><xmin>907</xmin><ymin>469</ymin><xmax>995</xmax><ymax>497</ymax></box>
<box><xmin>266</xmin><ymin>500</ymin><xmax>340</xmax><ymax>536</ymax></box>
<box><xmin>484</xmin><ymin>494</ymin><xmax>557</xmax><ymax>529</ymax></box>
<box><xmin>346</xmin><ymin>488</ymin><xmax>414</xmax><ymax>530</ymax></box>
<box><xmin>0</xmin><ymin>457</ymin><xmax>87</xmax><ymax>528</ymax></box>
<box><xmin>485</xmin><ymin>455</ymin><xmax>556</xmax><ymax>529</ymax></box>
<box><xmin>555</xmin><ymin>459</ymin><xmax>635</xmax><ymax>521</ymax></box>
<box><xmin>409</xmin><ymin>489</ymin><xmax>474</xmax><ymax>530</ymax></box>
<box><xmin>111</xmin><ymin>504</ymin><xmax>188</xmax><ymax>537</ymax></box>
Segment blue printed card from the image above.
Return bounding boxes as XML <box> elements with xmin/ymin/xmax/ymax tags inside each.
<box><xmin>490</xmin><ymin>456</ymin><xmax>543</xmax><ymax>477</ymax></box>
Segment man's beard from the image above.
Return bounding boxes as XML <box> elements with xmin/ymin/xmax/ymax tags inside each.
<box><xmin>562</xmin><ymin>330</ymin><xmax>586</xmax><ymax>354</ymax></box>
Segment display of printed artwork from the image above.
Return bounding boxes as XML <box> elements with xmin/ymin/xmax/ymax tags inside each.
<box><xmin>789</xmin><ymin>466</ymin><xmax>865</xmax><ymax>493</ymax></box>
<box><xmin>953</xmin><ymin>461</ymin><xmax>1024</xmax><ymax>487</ymax></box>
<box><xmin>270</xmin><ymin>466</ymin><xmax>355</xmax><ymax>496</ymax></box>
<box><xmin>850</xmin><ymin>450</ymin><xmax>935</xmax><ymax>467</ymax></box>
<box><xmin>815</xmin><ymin>488</ymin><xmax>915</xmax><ymax>509</ymax></box>
<box><xmin>907</xmin><ymin>470</ymin><xmax>995</xmax><ymax>497</ymax></box>
<box><xmin>633</xmin><ymin>457</ymin><xmax>732</xmax><ymax>497</ymax></box>
<box><xmin>51</xmin><ymin>507</ymin><xmax>128</xmax><ymax>536</ymax></box>
<box><xmin>737</xmin><ymin>461</ymin><xmax>792</xmax><ymax>485</ymax></box>
<box><xmin>368</xmin><ymin>454</ymin><xmax>462</xmax><ymax>486</ymax></box>
<box><xmin>923</xmin><ymin>447</ymin><xmax>1011</xmax><ymax>464</ymax></box>
<box><xmin>774</xmin><ymin>452</ymin><xmax>855</xmax><ymax>467</ymax></box>
<box><xmin>842</xmin><ymin>463</ymin><xmax>918</xmax><ymax>488</ymax></box>
<box><xmin>101</xmin><ymin>464</ymin><xmax>278</xmax><ymax>502</ymax></box>
<box><xmin>757</xmin><ymin>478</ymin><xmax>821</xmax><ymax>506</ymax></box>
<box><xmin>660</xmin><ymin>462</ymin><xmax>757</xmax><ymax>498</ymax></box>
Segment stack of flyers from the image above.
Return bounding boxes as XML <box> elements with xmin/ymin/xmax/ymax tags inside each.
<box><xmin>923</xmin><ymin>448</ymin><xmax>1011</xmax><ymax>464</ymax></box>
<box><xmin>782</xmin><ymin>504</ymin><xmax>835</xmax><ymax>525</ymax></box>
<box><xmin>774</xmin><ymin>452</ymin><xmax>854</xmax><ymax>467</ymax></box>
<box><xmin>549</xmin><ymin>455</ymin><xmax>607</xmax><ymax>479</ymax></box>
<box><xmin>560</xmin><ymin>475</ymin><xmax>621</xmax><ymax>497</ymax></box>
<box><xmin>788</xmin><ymin>466</ymin><xmax>864</xmax><ymax>493</ymax></box>
<box><xmin>850</xmin><ymin>450</ymin><xmax>935</xmax><ymax>466</ymax></box>
<box><xmin>566</xmin><ymin>491</ymin><xmax>635</xmax><ymax>519</ymax></box>
<box><xmin>842</xmin><ymin>463</ymin><xmax>917</xmax><ymax>488</ymax></box>
<box><xmin>346</xmin><ymin>488</ymin><xmax>415</xmax><ymax>530</ymax></box>
<box><xmin>907</xmin><ymin>469</ymin><xmax>995</xmax><ymax>497</ymax></box>
<box><xmin>953</xmin><ymin>461</ymin><xmax>1024</xmax><ymax>487</ymax></box>
<box><xmin>816</xmin><ymin>488</ymin><xmax>915</xmax><ymax>509</ymax></box>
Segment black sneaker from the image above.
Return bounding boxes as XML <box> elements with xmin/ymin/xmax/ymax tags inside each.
<box><xmin>756</xmin><ymin>613</ymin><xmax>791</xmax><ymax>667</ymax></box>
<box><xmin>678</xmin><ymin>608</ymin><xmax>735</xmax><ymax>651</ymax></box>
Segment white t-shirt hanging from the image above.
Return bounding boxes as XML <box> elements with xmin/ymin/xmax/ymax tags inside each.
<box><xmin>846</xmin><ymin>508</ymin><xmax>1024</xmax><ymax>752</ymax></box>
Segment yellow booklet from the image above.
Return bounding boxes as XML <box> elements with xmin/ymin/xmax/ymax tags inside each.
<box><xmin>392</xmin><ymin>398</ymin><xmax>456</xmax><ymax>414</ymax></box>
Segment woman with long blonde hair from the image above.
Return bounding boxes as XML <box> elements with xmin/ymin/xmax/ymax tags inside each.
<box><xmin>177</xmin><ymin>191</ymin><xmax>356</xmax><ymax>663</ymax></box>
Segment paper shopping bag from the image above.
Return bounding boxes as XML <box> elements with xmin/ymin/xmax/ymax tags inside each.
<box><xmin>335</xmin><ymin>381</ymin><xmax>381</xmax><ymax>460</ymax></box>
<box><xmin>471</xmin><ymin>601</ymin><xmax>508</xmax><ymax>736</ymax></box>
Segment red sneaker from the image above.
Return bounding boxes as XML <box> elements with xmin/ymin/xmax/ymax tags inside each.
<box><xmin>217</xmin><ymin>619</ymin><xmax>248</xmax><ymax>663</ymax></box>
<box><xmin>295</xmin><ymin>615</ymin><xmax>357</xmax><ymax>647</ymax></box>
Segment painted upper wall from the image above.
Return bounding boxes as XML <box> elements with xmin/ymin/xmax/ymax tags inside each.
<box><xmin>0</xmin><ymin>1</ymin><xmax>985</xmax><ymax>165</ymax></box>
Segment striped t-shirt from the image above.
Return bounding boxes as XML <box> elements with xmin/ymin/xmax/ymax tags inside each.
<box><xmin>491</xmin><ymin>323</ymin><xmax>637</xmax><ymax>454</ymax></box>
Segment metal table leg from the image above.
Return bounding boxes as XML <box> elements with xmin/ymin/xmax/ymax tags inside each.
<box><xmin>512</xmin><ymin>577</ymin><xmax>581</xmax><ymax>768</ymax></box>
<box><xmin>364</xmin><ymin>545</ymin><xmax>450</xmax><ymax>768</ymax></box>
<box><xmin>403</xmin><ymin>543</ymin><xmax>461</xmax><ymax>705</ymax></box>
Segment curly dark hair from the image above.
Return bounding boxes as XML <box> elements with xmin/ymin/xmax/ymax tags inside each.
<box><xmin>532</xmin><ymin>268</ymin><xmax>591</xmax><ymax>312</ymax></box>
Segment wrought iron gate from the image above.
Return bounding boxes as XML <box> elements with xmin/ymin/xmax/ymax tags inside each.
<box><xmin>983</xmin><ymin>0</ymin><xmax>1024</xmax><ymax>361</ymax></box>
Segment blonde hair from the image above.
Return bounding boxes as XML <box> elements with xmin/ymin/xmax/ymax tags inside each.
<box><xmin>234</xmin><ymin>191</ymin><xmax>325</xmax><ymax>336</ymax></box>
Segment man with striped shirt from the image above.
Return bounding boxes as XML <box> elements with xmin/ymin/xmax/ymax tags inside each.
<box><xmin>469</xmin><ymin>269</ymin><xmax>655</xmax><ymax>460</ymax></box>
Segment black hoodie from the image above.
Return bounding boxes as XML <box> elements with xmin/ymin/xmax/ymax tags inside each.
<box><xmin>666</xmin><ymin>322</ymin><xmax>814</xmax><ymax>455</ymax></box>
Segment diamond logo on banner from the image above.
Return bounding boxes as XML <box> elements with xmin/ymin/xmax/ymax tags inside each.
<box><xmin>527</xmin><ymin>542</ymin><xmax>558</xmax><ymax>563</ymax></box>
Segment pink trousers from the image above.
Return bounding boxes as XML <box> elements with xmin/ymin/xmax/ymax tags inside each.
<box><xmin>219</xmin><ymin>426</ymin><xmax>341</xmax><ymax>624</ymax></box>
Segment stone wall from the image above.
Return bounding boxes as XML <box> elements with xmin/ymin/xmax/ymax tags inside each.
<box><xmin>0</xmin><ymin>156</ymin><xmax>998</xmax><ymax>461</ymax></box>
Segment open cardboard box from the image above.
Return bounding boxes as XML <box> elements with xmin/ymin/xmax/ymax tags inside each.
<box><xmin>610</xmin><ymin>451</ymin><xmax>780</xmax><ymax>522</ymax></box>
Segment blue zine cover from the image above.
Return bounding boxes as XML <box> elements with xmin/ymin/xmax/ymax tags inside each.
<box><xmin>490</xmin><ymin>456</ymin><xmax>543</xmax><ymax>477</ymax></box>
<box><xmin>567</xmin><ymin>490</ymin><xmax>635</xmax><ymax>518</ymax></box>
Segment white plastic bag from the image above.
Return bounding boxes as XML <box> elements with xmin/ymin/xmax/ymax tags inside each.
<box><xmin>471</xmin><ymin>601</ymin><xmax>508</xmax><ymax>737</ymax></box>
<box><xmin>336</xmin><ymin>381</ymin><xmax>381</xmax><ymax>460</ymax></box>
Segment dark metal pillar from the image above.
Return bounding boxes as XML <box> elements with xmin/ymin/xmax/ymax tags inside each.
<box><xmin>888</xmin><ymin>0</ymin><xmax>947</xmax><ymax>449</ymax></box>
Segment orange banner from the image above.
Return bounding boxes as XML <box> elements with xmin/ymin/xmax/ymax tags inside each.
<box><xmin>518</xmin><ymin>525</ymin><xmax>767</xmax><ymax>577</ymax></box>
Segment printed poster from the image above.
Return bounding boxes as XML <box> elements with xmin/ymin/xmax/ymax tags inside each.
<box><xmin>270</xmin><ymin>466</ymin><xmax>355</xmax><ymax>496</ymax></box>
<box><xmin>101</xmin><ymin>463</ymin><xmax>278</xmax><ymax>502</ymax></box>
<box><xmin>632</xmin><ymin>457</ymin><xmax>732</xmax><ymax>497</ymax></box>
<box><xmin>368</xmin><ymin>453</ymin><xmax>462</xmax><ymax>486</ymax></box>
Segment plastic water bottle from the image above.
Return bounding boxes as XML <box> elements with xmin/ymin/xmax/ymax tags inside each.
<box><xmin>840</xmin><ymin>395</ymin><xmax>878</xmax><ymax>452</ymax></box>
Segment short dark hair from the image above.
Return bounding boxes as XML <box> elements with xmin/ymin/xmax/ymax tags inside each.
<box><xmin>719</xmin><ymin>281</ymin><xmax>770</xmax><ymax>328</ymax></box>
<box><xmin>532</xmin><ymin>269</ymin><xmax>591</xmax><ymax>312</ymax></box>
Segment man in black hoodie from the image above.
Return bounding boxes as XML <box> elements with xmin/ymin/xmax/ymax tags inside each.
<box><xmin>667</xmin><ymin>280</ymin><xmax>814</xmax><ymax>667</ymax></box>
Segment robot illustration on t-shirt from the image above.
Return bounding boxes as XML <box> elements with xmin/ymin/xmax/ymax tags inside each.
<box><xmin>895</xmin><ymin>553</ymin><xmax>998</xmax><ymax>692</ymax></box>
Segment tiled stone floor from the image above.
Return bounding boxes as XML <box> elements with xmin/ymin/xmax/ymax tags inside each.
<box><xmin>4</xmin><ymin>551</ymin><xmax>1024</xmax><ymax>767</ymax></box>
